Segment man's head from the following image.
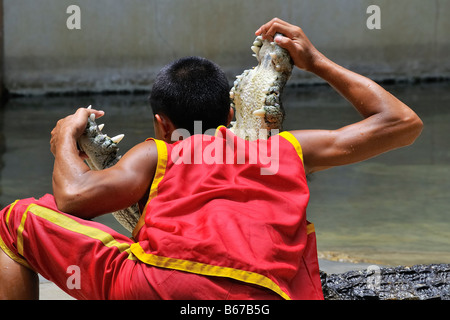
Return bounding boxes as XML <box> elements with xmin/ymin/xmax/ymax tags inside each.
<box><xmin>150</xmin><ymin>56</ymin><xmax>233</xmax><ymax>142</ymax></box>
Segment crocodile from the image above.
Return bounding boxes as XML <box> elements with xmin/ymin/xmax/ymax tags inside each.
<box><xmin>77</xmin><ymin>109</ymin><xmax>140</xmax><ymax>233</ymax></box>
<box><xmin>320</xmin><ymin>263</ymin><xmax>450</xmax><ymax>300</ymax></box>
<box><xmin>229</xmin><ymin>33</ymin><xmax>293</xmax><ymax>140</ymax></box>
<box><xmin>77</xmin><ymin>35</ymin><xmax>450</xmax><ymax>300</ymax></box>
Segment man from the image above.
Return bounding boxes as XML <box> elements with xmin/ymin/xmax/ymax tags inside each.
<box><xmin>0</xmin><ymin>18</ymin><xmax>422</xmax><ymax>300</ymax></box>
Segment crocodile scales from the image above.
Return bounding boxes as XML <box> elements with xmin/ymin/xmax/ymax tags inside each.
<box><xmin>77</xmin><ymin>35</ymin><xmax>450</xmax><ymax>300</ymax></box>
<box><xmin>320</xmin><ymin>263</ymin><xmax>450</xmax><ymax>300</ymax></box>
<box><xmin>77</xmin><ymin>110</ymin><xmax>140</xmax><ymax>232</ymax></box>
<box><xmin>229</xmin><ymin>33</ymin><xmax>293</xmax><ymax>140</ymax></box>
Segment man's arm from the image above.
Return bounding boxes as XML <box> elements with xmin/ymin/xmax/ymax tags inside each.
<box><xmin>50</xmin><ymin>108</ymin><xmax>157</xmax><ymax>219</ymax></box>
<box><xmin>257</xmin><ymin>19</ymin><xmax>423</xmax><ymax>174</ymax></box>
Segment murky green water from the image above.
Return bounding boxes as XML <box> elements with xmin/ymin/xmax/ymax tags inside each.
<box><xmin>1</xmin><ymin>82</ymin><xmax>449</xmax><ymax>266</ymax></box>
<box><xmin>283</xmin><ymin>82</ymin><xmax>450</xmax><ymax>266</ymax></box>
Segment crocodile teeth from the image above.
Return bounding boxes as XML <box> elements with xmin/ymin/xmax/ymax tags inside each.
<box><xmin>87</xmin><ymin>105</ymin><xmax>92</xmax><ymax>109</ymax></box>
<box><xmin>253</xmin><ymin>39</ymin><xmax>262</xmax><ymax>47</ymax></box>
<box><xmin>253</xmin><ymin>108</ymin><xmax>266</xmax><ymax>117</ymax></box>
<box><xmin>98</xmin><ymin>124</ymin><xmax>105</xmax><ymax>131</ymax></box>
<box><xmin>110</xmin><ymin>134</ymin><xmax>125</xmax><ymax>144</ymax></box>
<box><xmin>226</xmin><ymin>31</ymin><xmax>293</xmax><ymax>141</ymax></box>
<box><xmin>251</xmin><ymin>46</ymin><xmax>260</xmax><ymax>54</ymax></box>
<box><xmin>89</xmin><ymin>113</ymin><xmax>96</xmax><ymax>121</ymax></box>
<box><xmin>229</xmin><ymin>90</ymin><xmax>235</xmax><ymax>99</ymax></box>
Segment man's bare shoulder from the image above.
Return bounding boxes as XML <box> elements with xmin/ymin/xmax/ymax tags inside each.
<box><xmin>119</xmin><ymin>139</ymin><xmax>159</xmax><ymax>171</ymax></box>
<box><xmin>286</xmin><ymin>129</ymin><xmax>335</xmax><ymax>174</ymax></box>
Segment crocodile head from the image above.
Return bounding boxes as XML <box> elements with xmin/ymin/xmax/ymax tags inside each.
<box><xmin>77</xmin><ymin>108</ymin><xmax>140</xmax><ymax>233</ymax></box>
<box><xmin>230</xmin><ymin>33</ymin><xmax>293</xmax><ymax>140</ymax></box>
<box><xmin>77</xmin><ymin>106</ymin><xmax>124</xmax><ymax>171</ymax></box>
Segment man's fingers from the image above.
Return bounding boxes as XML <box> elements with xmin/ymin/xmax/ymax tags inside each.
<box><xmin>256</xmin><ymin>18</ymin><xmax>295</xmax><ymax>41</ymax></box>
<box><xmin>256</xmin><ymin>19</ymin><xmax>277</xmax><ymax>38</ymax></box>
<box><xmin>90</xmin><ymin>109</ymin><xmax>105</xmax><ymax>119</ymax></box>
<box><xmin>77</xmin><ymin>107</ymin><xmax>104</xmax><ymax>120</ymax></box>
<box><xmin>274</xmin><ymin>34</ymin><xmax>295</xmax><ymax>51</ymax></box>
<box><xmin>266</xmin><ymin>21</ymin><xmax>294</xmax><ymax>40</ymax></box>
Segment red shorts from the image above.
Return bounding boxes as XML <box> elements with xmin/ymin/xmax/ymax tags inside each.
<box><xmin>0</xmin><ymin>194</ymin><xmax>280</xmax><ymax>300</ymax></box>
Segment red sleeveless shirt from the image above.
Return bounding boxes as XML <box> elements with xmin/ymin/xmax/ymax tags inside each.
<box><xmin>131</xmin><ymin>127</ymin><xmax>323</xmax><ymax>299</ymax></box>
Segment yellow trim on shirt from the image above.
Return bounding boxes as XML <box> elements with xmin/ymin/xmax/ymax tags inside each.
<box><xmin>130</xmin><ymin>242</ymin><xmax>291</xmax><ymax>300</ymax></box>
<box><xmin>21</xmin><ymin>204</ymin><xmax>135</xmax><ymax>259</ymax></box>
<box><xmin>278</xmin><ymin>131</ymin><xmax>304</xmax><ymax>165</ymax></box>
<box><xmin>132</xmin><ymin>139</ymin><xmax>168</xmax><ymax>238</ymax></box>
<box><xmin>5</xmin><ymin>200</ymin><xmax>19</xmax><ymax>227</ymax></box>
<box><xmin>17</xmin><ymin>204</ymin><xmax>33</xmax><ymax>256</ymax></box>
<box><xmin>0</xmin><ymin>232</ymin><xmax>32</xmax><ymax>269</ymax></box>
<box><xmin>307</xmin><ymin>223</ymin><xmax>315</xmax><ymax>235</ymax></box>
<box><xmin>214</xmin><ymin>126</ymin><xmax>227</xmax><ymax>137</ymax></box>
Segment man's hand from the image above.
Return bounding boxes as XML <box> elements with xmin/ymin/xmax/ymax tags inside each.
<box><xmin>50</xmin><ymin>107</ymin><xmax>157</xmax><ymax>219</ymax></box>
<box><xmin>256</xmin><ymin>18</ymin><xmax>322</xmax><ymax>72</ymax></box>
<box><xmin>50</xmin><ymin>107</ymin><xmax>104</xmax><ymax>156</ymax></box>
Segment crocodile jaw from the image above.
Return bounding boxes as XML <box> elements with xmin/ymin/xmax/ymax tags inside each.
<box><xmin>78</xmin><ymin>110</ymin><xmax>140</xmax><ymax>233</ymax></box>
<box><xmin>77</xmin><ymin>114</ymin><xmax>122</xmax><ymax>171</ymax></box>
<box><xmin>230</xmin><ymin>34</ymin><xmax>293</xmax><ymax>141</ymax></box>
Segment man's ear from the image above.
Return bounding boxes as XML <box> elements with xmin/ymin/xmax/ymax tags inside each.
<box><xmin>154</xmin><ymin>114</ymin><xmax>177</xmax><ymax>142</ymax></box>
<box><xmin>226</xmin><ymin>107</ymin><xmax>235</xmax><ymax>126</ymax></box>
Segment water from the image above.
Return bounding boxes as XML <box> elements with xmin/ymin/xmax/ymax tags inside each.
<box><xmin>283</xmin><ymin>82</ymin><xmax>450</xmax><ymax>266</ymax></box>
<box><xmin>1</xmin><ymin>82</ymin><xmax>449</xmax><ymax>266</ymax></box>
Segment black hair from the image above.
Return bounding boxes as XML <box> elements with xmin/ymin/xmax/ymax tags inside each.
<box><xmin>149</xmin><ymin>56</ymin><xmax>230</xmax><ymax>135</ymax></box>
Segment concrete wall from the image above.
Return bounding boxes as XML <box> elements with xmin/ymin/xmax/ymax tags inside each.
<box><xmin>3</xmin><ymin>0</ymin><xmax>450</xmax><ymax>95</ymax></box>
